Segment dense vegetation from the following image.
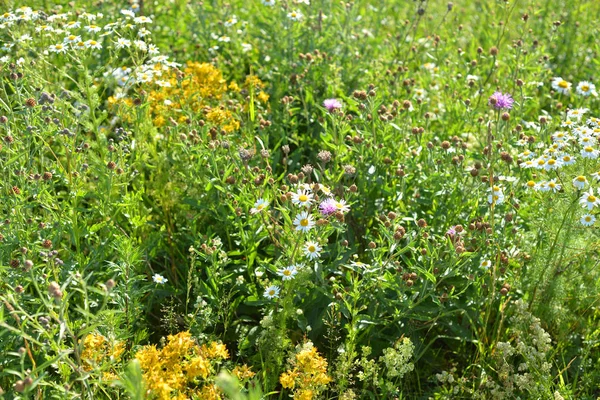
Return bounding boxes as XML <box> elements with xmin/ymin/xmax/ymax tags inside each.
<box><xmin>0</xmin><ymin>0</ymin><xmax>599</xmax><ymax>398</ymax></box>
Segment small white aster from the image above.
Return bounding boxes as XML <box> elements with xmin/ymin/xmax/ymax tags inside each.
<box><xmin>264</xmin><ymin>285</ymin><xmax>280</xmax><ymax>299</ymax></box>
<box><xmin>303</xmin><ymin>241</ymin><xmax>322</xmax><ymax>260</ymax></box>
<box><xmin>580</xmin><ymin>214</ymin><xmax>596</xmax><ymax>226</ymax></box>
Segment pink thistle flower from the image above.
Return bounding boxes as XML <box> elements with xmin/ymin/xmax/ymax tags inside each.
<box><xmin>488</xmin><ymin>91</ymin><xmax>514</xmax><ymax>110</ymax></box>
<box><xmin>319</xmin><ymin>198</ymin><xmax>338</xmax><ymax>215</ymax></box>
<box><xmin>323</xmin><ymin>98</ymin><xmax>342</xmax><ymax>112</ymax></box>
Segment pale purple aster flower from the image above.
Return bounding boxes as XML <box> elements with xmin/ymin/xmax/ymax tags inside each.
<box><xmin>488</xmin><ymin>91</ymin><xmax>514</xmax><ymax>110</ymax></box>
<box><xmin>323</xmin><ymin>98</ymin><xmax>342</xmax><ymax>112</ymax></box>
<box><xmin>319</xmin><ymin>198</ymin><xmax>338</xmax><ymax>215</ymax></box>
<box><xmin>446</xmin><ymin>226</ymin><xmax>457</xmax><ymax>236</ymax></box>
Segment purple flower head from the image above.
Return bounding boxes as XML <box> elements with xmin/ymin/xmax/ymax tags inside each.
<box><xmin>323</xmin><ymin>98</ymin><xmax>342</xmax><ymax>112</ymax></box>
<box><xmin>488</xmin><ymin>92</ymin><xmax>514</xmax><ymax>110</ymax></box>
<box><xmin>446</xmin><ymin>226</ymin><xmax>457</xmax><ymax>236</ymax></box>
<box><xmin>319</xmin><ymin>198</ymin><xmax>337</xmax><ymax>215</ymax></box>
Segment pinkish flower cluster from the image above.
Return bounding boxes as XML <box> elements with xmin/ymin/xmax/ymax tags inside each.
<box><xmin>319</xmin><ymin>198</ymin><xmax>350</xmax><ymax>215</ymax></box>
<box><xmin>319</xmin><ymin>198</ymin><xmax>338</xmax><ymax>215</ymax></box>
<box><xmin>488</xmin><ymin>91</ymin><xmax>514</xmax><ymax>110</ymax></box>
<box><xmin>323</xmin><ymin>98</ymin><xmax>342</xmax><ymax>112</ymax></box>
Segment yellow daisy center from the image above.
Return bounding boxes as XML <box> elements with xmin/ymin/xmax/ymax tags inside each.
<box><xmin>585</xmin><ymin>146</ymin><xmax>594</xmax><ymax>152</ymax></box>
<box><xmin>558</xmin><ymin>80</ymin><xmax>569</xmax><ymax>88</ymax></box>
<box><xmin>308</xmin><ymin>245</ymin><xmax>316</xmax><ymax>252</ymax></box>
<box><xmin>299</xmin><ymin>194</ymin><xmax>308</xmax><ymax>202</ymax></box>
<box><xmin>300</xmin><ymin>219</ymin><xmax>309</xmax><ymax>227</ymax></box>
<box><xmin>527</xmin><ymin>181</ymin><xmax>535</xmax><ymax>187</ymax></box>
<box><xmin>577</xmin><ymin>176</ymin><xmax>586</xmax><ymax>182</ymax></box>
<box><xmin>588</xmin><ymin>195</ymin><xmax>597</xmax><ymax>202</ymax></box>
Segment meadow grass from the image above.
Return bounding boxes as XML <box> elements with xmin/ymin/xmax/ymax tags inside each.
<box><xmin>0</xmin><ymin>0</ymin><xmax>600</xmax><ymax>398</ymax></box>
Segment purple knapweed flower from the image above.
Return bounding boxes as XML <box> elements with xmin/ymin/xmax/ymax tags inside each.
<box><xmin>319</xmin><ymin>198</ymin><xmax>338</xmax><ymax>215</ymax></box>
<box><xmin>323</xmin><ymin>98</ymin><xmax>342</xmax><ymax>112</ymax></box>
<box><xmin>488</xmin><ymin>91</ymin><xmax>514</xmax><ymax>110</ymax></box>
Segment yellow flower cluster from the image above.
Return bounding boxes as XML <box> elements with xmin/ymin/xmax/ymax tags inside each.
<box><xmin>280</xmin><ymin>342</ymin><xmax>332</xmax><ymax>400</ymax></box>
<box><xmin>108</xmin><ymin>62</ymin><xmax>269</xmax><ymax>133</ymax></box>
<box><xmin>81</xmin><ymin>332</ymin><xmax>125</xmax><ymax>372</ymax></box>
<box><xmin>134</xmin><ymin>331</ymin><xmax>229</xmax><ymax>400</ymax></box>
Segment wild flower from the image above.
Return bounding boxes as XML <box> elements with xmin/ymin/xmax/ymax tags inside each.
<box><xmin>264</xmin><ymin>285</ymin><xmax>281</xmax><ymax>299</ymax></box>
<box><xmin>280</xmin><ymin>341</ymin><xmax>331</xmax><ymax>399</ymax></box>
<box><xmin>278</xmin><ymin>265</ymin><xmax>298</xmax><ymax>281</ymax></box>
<box><xmin>551</xmin><ymin>77</ymin><xmax>572</xmax><ymax>94</ymax></box>
<box><xmin>580</xmin><ymin>189</ymin><xmax>600</xmax><ymax>210</ymax></box>
<box><xmin>303</xmin><ymin>241</ymin><xmax>322</xmax><ymax>260</ymax></box>
<box><xmin>153</xmin><ymin>274</ymin><xmax>168</xmax><ymax>284</ymax></box>
<box><xmin>488</xmin><ymin>91</ymin><xmax>514</xmax><ymax>110</ymax></box>
<box><xmin>135</xmin><ymin>332</ymin><xmax>228</xmax><ymax>400</ymax></box>
<box><xmin>580</xmin><ymin>214</ymin><xmax>596</xmax><ymax>226</ymax></box>
<box><xmin>287</xmin><ymin>10</ymin><xmax>303</xmax><ymax>21</ymax></box>
<box><xmin>572</xmin><ymin>175</ymin><xmax>588</xmax><ymax>189</ymax></box>
<box><xmin>294</xmin><ymin>211</ymin><xmax>315</xmax><ymax>232</ymax></box>
<box><xmin>576</xmin><ymin>81</ymin><xmax>597</xmax><ymax>96</ymax></box>
<box><xmin>323</xmin><ymin>98</ymin><xmax>342</xmax><ymax>112</ymax></box>
<box><xmin>292</xmin><ymin>189</ymin><xmax>314</xmax><ymax>207</ymax></box>
<box><xmin>251</xmin><ymin>198</ymin><xmax>269</xmax><ymax>214</ymax></box>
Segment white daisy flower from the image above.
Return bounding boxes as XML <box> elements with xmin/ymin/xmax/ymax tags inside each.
<box><xmin>49</xmin><ymin>43</ymin><xmax>68</xmax><ymax>53</ymax></box>
<box><xmin>543</xmin><ymin>158</ymin><xmax>562</xmax><ymax>171</ymax></box>
<box><xmin>581</xmin><ymin>214</ymin><xmax>596</xmax><ymax>226</ymax></box>
<box><xmin>591</xmin><ymin>171</ymin><xmax>600</xmax><ymax>182</ymax></box>
<box><xmin>291</xmin><ymin>189</ymin><xmax>313</xmax><ymax>207</ymax></box>
<box><xmin>134</xmin><ymin>16</ymin><xmax>152</xmax><ymax>24</ymax></box>
<box><xmin>115</xmin><ymin>38</ymin><xmax>131</xmax><ymax>49</ymax></box>
<box><xmin>287</xmin><ymin>10</ymin><xmax>303</xmax><ymax>21</ymax></box>
<box><xmin>278</xmin><ymin>265</ymin><xmax>298</xmax><ymax>281</ymax></box>
<box><xmin>576</xmin><ymin>81</ymin><xmax>597</xmax><ymax>97</ymax></box>
<box><xmin>36</xmin><ymin>25</ymin><xmax>54</xmax><ymax>33</ymax></box>
<box><xmin>218</xmin><ymin>36</ymin><xmax>231</xmax><ymax>43</ymax></box>
<box><xmin>413</xmin><ymin>88</ymin><xmax>427</xmax><ymax>100</ymax></box>
<box><xmin>580</xmin><ymin>146</ymin><xmax>599</xmax><ymax>159</ymax></box>
<box><xmin>294</xmin><ymin>211</ymin><xmax>315</xmax><ymax>232</ymax></box>
<box><xmin>152</xmin><ymin>274</ymin><xmax>168</xmax><ymax>284</ymax></box>
<box><xmin>84</xmin><ymin>39</ymin><xmax>101</xmax><ymax>49</ymax></box>
<box><xmin>121</xmin><ymin>9</ymin><xmax>135</xmax><ymax>18</ymax></box>
<box><xmin>579</xmin><ymin>136</ymin><xmax>596</xmax><ymax>147</ymax></box>
<box><xmin>551</xmin><ymin>77</ymin><xmax>571</xmax><ymax>94</ymax></box>
<box><xmin>560</xmin><ymin>154</ymin><xmax>576</xmax><ymax>166</ymax></box>
<box><xmin>480</xmin><ymin>259</ymin><xmax>491</xmax><ymax>269</ymax></box>
<box><xmin>580</xmin><ymin>189</ymin><xmax>600</xmax><ymax>210</ymax></box>
<box><xmin>519</xmin><ymin>160</ymin><xmax>534</xmax><ymax>169</ymax></box>
<box><xmin>488</xmin><ymin>192</ymin><xmax>504</xmax><ymax>205</ymax></box>
<box><xmin>518</xmin><ymin>150</ymin><xmax>535</xmax><ymax>159</ymax></box>
<box><xmin>250</xmin><ymin>198</ymin><xmax>269</xmax><ymax>214</ymax></box>
<box><xmin>303</xmin><ymin>241</ymin><xmax>322</xmax><ymax>260</ymax></box>
<box><xmin>262</xmin><ymin>0</ymin><xmax>276</xmax><ymax>5</ymax></box>
<box><xmin>224</xmin><ymin>16</ymin><xmax>238</xmax><ymax>27</ymax></box>
<box><xmin>573</xmin><ymin>175</ymin><xmax>588</xmax><ymax>189</ymax></box>
<box><xmin>525</xmin><ymin>180</ymin><xmax>537</xmax><ymax>190</ymax></box>
<box><xmin>85</xmin><ymin>24</ymin><xmax>101</xmax><ymax>33</ymax></box>
<box><xmin>568</xmin><ymin>108</ymin><xmax>588</xmax><ymax>121</ymax></box>
<box><xmin>65</xmin><ymin>20</ymin><xmax>81</xmax><ymax>29</ymax></box>
<box><xmin>546</xmin><ymin>179</ymin><xmax>561</xmax><ymax>193</ymax></box>
<box><xmin>333</xmin><ymin>199</ymin><xmax>350</xmax><ymax>213</ymax></box>
<box><xmin>64</xmin><ymin>34</ymin><xmax>81</xmax><ymax>44</ymax></box>
<box><xmin>134</xmin><ymin>40</ymin><xmax>147</xmax><ymax>50</ymax></box>
<box><xmin>263</xmin><ymin>285</ymin><xmax>280</xmax><ymax>299</ymax></box>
